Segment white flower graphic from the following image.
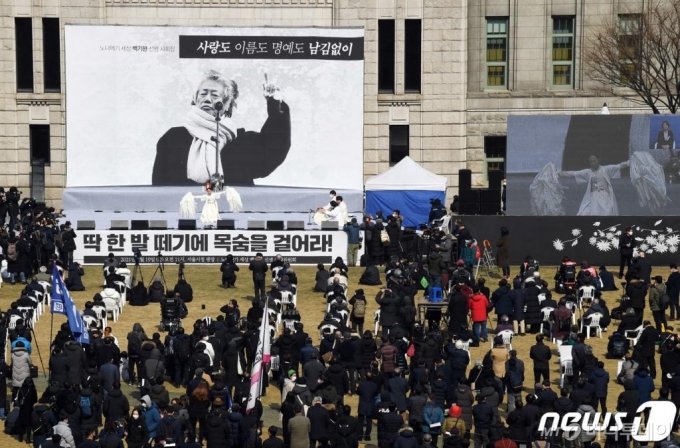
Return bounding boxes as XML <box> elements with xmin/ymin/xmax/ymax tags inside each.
<box><xmin>571</xmin><ymin>240</ymin><xmax>578</xmax><ymax>247</ymax></box>
<box><xmin>647</xmin><ymin>249</ymin><xmax>654</xmax><ymax>254</ymax></box>
<box><xmin>651</xmin><ymin>230</ymin><xmax>658</xmax><ymax>236</ymax></box>
<box><xmin>597</xmin><ymin>241</ymin><xmax>611</xmax><ymax>252</ymax></box>
<box><xmin>615</xmin><ymin>231</ymin><xmax>622</xmax><ymax>236</ymax></box>
<box><xmin>658</xmin><ymin>234</ymin><xmax>666</xmax><ymax>242</ymax></box>
<box><xmin>606</xmin><ymin>233</ymin><xmax>614</xmax><ymax>239</ymax></box>
<box><xmin>645</xmin><ymin>235</ymin><xmax>658</xmax><ymax>245</ymax></box>
<box><xmin>639</xmin><ymin>243</ymin><xmax>649</xmax><ymax>251</ymax></box>
<box><xmin>671</xmin><ymin>246</ymin><xmax>678</xmax><ymax>253</ymax></box>
<box><xmin>572</xmin><ymin>229</ymin><xmax>581</xmax><ymax>236</ymax></box>
<box><xmin>594</xmin><ymin>222</ymin><xmax>601</xmax><ymax>227</ymax></box>
<box><xmin>636</xmin><ymin>226</ymin><xmax>641</xmax><ymax>231</ymax></box>
<box><xmin>610</xmin><ymin>239</ymin><xmax>619</xmax><ymax>249</ymax></box>
<box><xmin>655</xmin><ymin>220</ymin><xmax>663</xmax><ymax>226</ymax></box>
<box><xmin>588</xmin><ymin>237</ymin><xmax>597</xmax><ymax>245</ymax></box>
<box><xmin>553</xmin><ymin>239</ymin><xmax>564</xmax><ymax>251</ymax></box>
<box><xmin>667</xmin><ymin>235</ymin><xmax>680</xmax><ymax>246</ymax></box>
<box><xmin>654</xmin><ymin>243</ymin><xmax>669</xmax><ymax>253</ymax></box>
<box><xmin>667</xmin><ymin>228</ymin><xmax>674</xmax><ymax>233</ymax></box>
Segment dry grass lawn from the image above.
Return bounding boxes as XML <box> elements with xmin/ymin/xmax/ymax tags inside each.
<box><xmin>0</xmin><ymin>263</ymin><xmax>665</xmax><ymax>447</ymax></box>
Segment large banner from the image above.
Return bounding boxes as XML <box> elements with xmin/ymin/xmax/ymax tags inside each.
<box><xmin>507</xmin><ymin>115</ymin><xmax>680</xmax><ymax>216</ymax></box>
<box><xmin>65</xmin><ymin>26</ymin><xmax>364</xmax><ymax>190</ymax></box>
<box><xmin>73</xmin><ymin>230</ymin><xmax>348</xmax><ymax>264</ymax></box>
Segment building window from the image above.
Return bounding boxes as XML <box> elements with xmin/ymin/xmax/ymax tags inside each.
<box><xmin>43</xmin><ymin>18</ymin><xmax>61</xmax><ymax>92</ymax></box>
<box><xmin>30</xmin><ymin>125</ymin><xmax>50</xmax><ymax>164</ymax></box>
<box><xmin>378</xmin><ymin>20</ymin><xmax>395</xmax><ymax>93</ymax></box>
<box><xmin>619</xmin><ymin>14</ymin><xmax>641</xmax><ymax>83</ymax></box>
<box><xmin>484</xmin><ymin>136</ymin><xmax>506</xmax><ymax>178</ymax></box>
<box><xmin>404</xmin><ymin>19</ymin><xmax>422</xmax><ymax>93</ymax></box>
<box><xmin>486</xmin><ymin>18</ymin><xmax>508</xmax><ymax>88</ymax></box>
<box><xmin>389</xmin><ymin>125</ymin><xmax>409</xmax><ymax>165</ymax></box>
<box><xmin>552</xmin><ymin>17</ymin><xmax>575</xmax><ymax>87</ymax></box>
<box><xmin>15</xmin><ymin>18</ymin><xmax>33</xmax><ymax>93</ymax></box>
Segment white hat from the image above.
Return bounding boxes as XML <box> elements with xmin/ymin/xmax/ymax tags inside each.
<box><xmin>455</xmin><ymin>340</ymin><xmax>463</xmax><ymax>349</ymax></box>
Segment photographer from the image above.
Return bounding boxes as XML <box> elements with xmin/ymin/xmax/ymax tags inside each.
<box><xmin>65</xmin><ymin>262</ymin><xmax>85</xmax><ymax>291</ymax></box>
<box><xmin>58</xmin><ymin>222</ymin><xmax>76</xmax><ymax>267</ymax></box>
<box><xmin>5</xmin><ymin>187</ymin><xmax>21</xmax><ymax>232</ymax></box>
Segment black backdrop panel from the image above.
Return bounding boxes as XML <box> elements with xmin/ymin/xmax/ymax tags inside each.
<box><xmin>462</xmin><ymin>216</ymin><xmax>680</xmax><ymax>265</ymax></box>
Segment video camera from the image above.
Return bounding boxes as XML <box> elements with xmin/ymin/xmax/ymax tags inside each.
<box><xmin>133</xmin><ymin>248</ymin><xmax>142</xmax><ymax>262</ymax></box>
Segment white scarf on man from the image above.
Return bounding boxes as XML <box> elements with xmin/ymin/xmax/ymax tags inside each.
<box><xmin>184</xmin><ymin>107</ymin><xmax>237</xmax><ymax>183</ymax></box>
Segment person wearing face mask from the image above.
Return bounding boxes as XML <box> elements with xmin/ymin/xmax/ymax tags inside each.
<box><xmin>618</xmin><ymin>227</ymin><xmax>636</xmax><ymax>279</ymax></box>
<box><xmin>125</xmin><ymin>407</ymin><xmax>149</xmax><ymax>448</ymax></box>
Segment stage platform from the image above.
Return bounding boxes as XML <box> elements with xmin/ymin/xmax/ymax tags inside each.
<box><xmin>63</xmin><ymin>186</ymin><xmax>364</xmax><ymax>231</ymax></box>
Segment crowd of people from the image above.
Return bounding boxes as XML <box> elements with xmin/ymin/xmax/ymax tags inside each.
<box><xmin>3</xmin><ymin>213</ymin><xmax>680</xmax><ymax>448</ymax></box>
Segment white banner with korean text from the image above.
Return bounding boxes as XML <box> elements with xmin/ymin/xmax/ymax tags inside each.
<box><xmin>73</xmin><ymin>230</ymin><xmax>348</xmax><ymax>264</ymax></box>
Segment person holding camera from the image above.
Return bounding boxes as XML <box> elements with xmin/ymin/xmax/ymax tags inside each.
<box><xmin>58</xmin><ymin>221</ymin><xmax>77</xmax><ymax>267</ymax></box>
<box><xmin>343</xmin><ymin>218</ymin><xmax>361</xmax><ymax>267</ymax></box>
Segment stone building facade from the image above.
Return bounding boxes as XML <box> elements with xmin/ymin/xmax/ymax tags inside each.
<box><xmin>0</xmin><ymin>0</ymin><xmax>652</xmax><ymax>206</ymax></box>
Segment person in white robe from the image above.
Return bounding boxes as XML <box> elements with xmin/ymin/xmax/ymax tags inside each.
<box><xmin>559</xmin><ymin>155</ymin><xmax>629</xmax><ymax>216</ymax></box>
<box><xmin>335</xmin><ymin>196</ymin><xmax>349</xmax><ymax>224</ymax></box>
<box><xmin>324</xmin><ymin>201</ymin><xmax>343</xmax><ymax>223</ymax></box>
<box><xmin>197</xmin><ymin>188</ymin><xmax>225</xmax><ymax>224</ymax></box>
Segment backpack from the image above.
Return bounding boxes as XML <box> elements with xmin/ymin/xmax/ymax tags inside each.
<box><xmin>6</xmin><ymin>242</ymin><xmax>17</xmax><ymax>261</ymax></box>
<box><xmin>127</xmin><ymin>333</ymin><xmax>141</xmax><ymax>357</ymax></box>
<box><xmin>353</xmin><ymin>299</ymin><xmax>366</xmax><ymax>318</ymax></box>
<box><xmin>31</xmin><ymin>410</ymin><xmax>52</xmax><ymax>436</ymax></box>
<box><xmin>174</xmin><ymin>336</ymin><xmax>191</xmax><ymax>362</ymax></box>
<box><xmin>507</xmin><ymin>369</ymin><xmax>523</xmax><ymax>391</ymax></box>
<box><xmin>611</xmin><ymin>339</ymin><xmax>626</xmax><ymax>358</ymax></box>
<box><xmin>54</xmin><ymin>232</ymin><xmax>63</xmax><ymax>249</ymax></box>
<box><xmin>79</xmin><ymin>394</ymin><xmax>93</xmax><ymax>418</ymax></box>
<box><xmin>658</xmin><ymin>288</ymin><xmax>671</xmax><ymax>310</ymax></box>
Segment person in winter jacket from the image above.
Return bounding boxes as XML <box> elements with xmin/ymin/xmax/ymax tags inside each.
<box><xmin>626</xmin><ymin>275</ymin><xmax>648</xmax><ymax>320</ymax></box>
<box><xmin>468</xmin><ymin>287</ymin><xmax>489</xmax><ymax>343</ymax></box>
<box><xmin>141</xmin><ymin>395</ymin><xmax>161</xmax><ymax>439</ymax></box>
<box><xmin>617</xmin><ymin>353</ymin><xmax>639</xmax><ymax>385</ymax></box>
<box><xmin>377</xmin><ymin>402</ymin><xmax>404</xmax><ymax>448</ymax></box>
<box><xmin>11</xmin><ymin>341</ymin><xmax>32</xmax><ymax>398</ymax></box>
<box><xmin>125</xmin><ymin>407</ymin><xmax>149</xmax><ymax>448</ymax></box>
<box><xmin>650</xmin><ymin>275</ymin><xmax>668</xmax><ymax>332</ymax></box>
<box><xmin>491</xmin><ymin>280</ymin><xmax>514</xmax><ymax>325</ymax></box>
<box><xmin>54</xmin><ymin>413</ymin><xmax>77</xmax><ymax>448</ymax></box>
<box><xmin>204</xmin><ymin>408</ymin><xmax>229</xmax><ymax>448</ymax></box>
<box><xmin>422</xmin><ymin>395</ymin><xmax>445</xmax><ymax>446</ymax></box>
<box><xmin>16</xmin><ymin>377</ymin><xmax>38</xmax><ymax>443</ymax></box>
<box><xmin>510</xmin><ymin>278</ymin><xmax>526</xmax><ymax>335</ymax></box>
<box><xmin>219</xmin><ymin>255</ymin><xmax>240</xmax><ymax>288</ymax></box>
<box><xmin>393</xmin><ymin>426</ymin><xmax>418</xmax><ymax>448</ymax></box>
<box><xmin>529</xmin><ymin>334</ymin><xmax>552</xmax><ymax>385</ymax></box>
<box><xmin>472</xmin><ymin>394</ymin><xmax>495</xmax><ymax>448</ymax></box>
<box><xmin>375</xmin><ymin>336</ymin><xmax>398</xmax><ymax>374</ymax></box>
<box><xmin>148</xmin><ymin>278</ymin><xmax>165</xmax><ymax>303</ymax></box>
<box><xmin>633</xmin><ymin>368</ymin><xmax>655</xmax><ymax>403</ymax></box>
<box><xmin>103</xmin><ymin>382</ymin><xmax>130</xmax><ymax>424</ymax></box>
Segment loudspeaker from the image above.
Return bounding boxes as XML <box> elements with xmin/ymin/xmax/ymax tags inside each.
<box><xmin>480</xmin><ymin>189</ymin><xmax>501</xmax><ymax>204</ymax></box>
<box><xmin>178</xmin><ymin>219</ymin><xmax>196</xmax><ymax>230</ymax></box>
<box><xmin>287</xmin><ymin>221</ymin><xmax>305</xmax><ymax>230</ymax></box>
<box><xmin>110</xmin><ymin>220</ymin><xmax>128</xmax><ymax>230</ymax></box>
<box><xmin>248</xmin><ymin>220</ymin><xmax>266</xmax><ymax>230</ymax></box>
<box><xmin>458</xmin><ymin>202</ymin><xmax>480</xmax><ymax>215</ymax></box>
<box><xmin>488</xmin><ymin>170</ymin><xmax>503</xmax><ymax>191</ymax></box>
<box><xmin>77</xmin><ymin>220</ymin><xmax>95</xmax><ymax>230</ymax></box>
<box><xmin>321</xmin><ymin>221</ymin><xmax>340</xmax><ymax>231</ymax></box>
<box><xmin>459</xmin><ymin>169</ymin><xmax>472</xmax><ymax>191</ymax></box>
<box><xmin>480</xmin><ymin>202</ymin><xmax>501</xmax><ymax>215</ymax></box>
<box><xmin>459</xmin><ymin>189</ymin><xmax>480</xmax><ymax>204</ymax></box>
<box><xmin>266</xmin><ymin>221</ymin><xmax>285</xmax><ymax>230</ymax></box>
<box><xmin>149</xmin><ymin>220</ymin><xmax>167</xmax><ymax>230</ymax></box>
<box><xmin>131</xmin><ymin>220</ymin><xmax>149</xmax><ymax>230</ymax></box>
<box><xmin>217</xmin><ymin>220</ymin><xmax>235</xmax><ymax>230</ymax></box>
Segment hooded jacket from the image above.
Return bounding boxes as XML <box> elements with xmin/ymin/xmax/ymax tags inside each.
<box><xmin>205</xmin><ymin>413</ymin><xmax>229</xmax><ymax>448</ymax></box>
<box><xmin>63</xmin><ymin>341</ymin><xmax>85</xmax><ymax>385</ymax></box>
<box><xmin>393</xmin><ymin>427</ymin><xmax>418</xmax><ymax>448</ymax></box>
<box><xmin>633</xmin><ymin>369</ymin><xmax>655</xmax><ymax>403</ymax></box>
<box><xmin>491</xmin><ymin>285</ymin><xmax>514</xmax><ymax>317</ymax></box>
<box><xmin>468</xmin><ymin>293</ymin><xmax>489</xmax><ymax>322</ymax></box>
<box><xmin>141</xmin><ymin>395</ymin><xmax>161</xmax><ymax>437</ymax></box>
<box><xmin>148</xmin><ymin>281</ymin><xmax>165</xmax><ymax>303</ymax></box>
<box><xmin>143</xmin><ymin>348</ymin><xmax>165</xmax><ymax>381</ymax></box>
<box><xmin>11</xmin><ymin>346</ymin><xmax>31</xmax><ymax>387</ymax></box>
<box><xmin>626</xmin><ymin>280</ymin><xmax>648</xmax><ymax>309</ymax></box>
<box><xmin>103</xmin><ymin>388</ymin><xmax>130</xmax><ymax>422</ymax></box>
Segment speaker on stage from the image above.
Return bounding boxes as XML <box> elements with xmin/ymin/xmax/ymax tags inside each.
<box><xmin>77</xmin><ymin>220</ymin><xmax>95</xmax><ymax>230</ymax></box>
<box><xmin>459</xmin><ymin>169</ymin><xmax>472</xmax><ymax>191</ymax></box>
<box><xmin>266</xmin><ymin>221</ymin><xmax>285</xmax><ymax>230</ymax></box>
<box><xmin>287</xmin><ymin>221</ymin><xmax>305</xmax><ymax>230</ymax></box>
<box><xmin>321</xmin><ymin>221</ymin><xmax>340</xmax><ymax>231</ymax></box>
<box><xmin>459</xmin><ymin>188</ymin><xmax>480</xmax><ymax>215</ymax></box>
<box><xmin>217</xmin><ymin>220</ymin><xmax>235</xmax><ymax>230</ymax></box>
<box><xmin>110</xmin><ymin>220</ymin><xmax>128</xmax><ymax>230</ymax></box>
<box><xmin>149</xmin><ymin>220</ymin><xmax>167</xmax><ymax>230</ymax></box>
<box><xmin>131</xmin><ymin>220</ymin><xmax>149</xmax><ymax>230</ymax></box>
<box><xmin>480</xmin><ymin>202</ymin><xmax>501</xmax><ymax>215</ymax></box>
<box><xmin>488</xmin><ymin>170</ymin><xmax>503</xmax><ymax>191</ymax></box>
<box><xmin>480</xmin><ymin>189</ymin><xmax>501</xmax><ymax>204</ymax></box>
<box><xmin>178</xmin><ymin>219</ymin><xmax>196</xmax><ymax>230</ymax></box>
<box><xmin>248</xmin><ymin>220</ymin><xmax>266</xmax><ymax>230</ymax></box>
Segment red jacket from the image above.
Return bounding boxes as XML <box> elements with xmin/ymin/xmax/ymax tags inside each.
<box><xmin>468</xmin><ymin>293</ymin><xmax>489</xmax><ymax>322</ymax></box>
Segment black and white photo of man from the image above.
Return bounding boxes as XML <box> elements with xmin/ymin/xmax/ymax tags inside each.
<box><xmin>152</xmin><ymin>70</ymin><xmax>291</xmax><ymax>186</ymax></box>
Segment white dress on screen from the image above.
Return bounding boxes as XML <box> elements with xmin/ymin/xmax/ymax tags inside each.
<box><xmin>563</xmin><ymin>163</ymin><xmax>627</xmax><ymax>216</ymax></box>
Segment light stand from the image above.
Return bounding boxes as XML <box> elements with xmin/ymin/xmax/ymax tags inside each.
<box><xmin>131</xmin><ymin>257</ymin><xmax>144</xmax><ymax>288</ymax></box>
<box><xmin>149</xmin><ymin>251</ymin><xmax>168</xmax><ymax>292</ymax></box>
<box><xmin>209</xmin><ymin>101</ymin><xmax>225</xmax><ymax>192</ymax></box>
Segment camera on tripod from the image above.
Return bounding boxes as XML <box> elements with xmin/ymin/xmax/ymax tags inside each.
<box><xmin>133</xmin><ymin>248</ymin><xmax>142</xmax><ymax>262</ymax></box>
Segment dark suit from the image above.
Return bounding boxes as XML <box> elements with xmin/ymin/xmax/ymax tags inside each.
<box><xmin>152</xmin><ymin>99</ymin><xmax>291</xmax><ymax>186</ymax></box>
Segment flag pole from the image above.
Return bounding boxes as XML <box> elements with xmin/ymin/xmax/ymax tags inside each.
<box><xmin>48</xmin><ymin>311</ymin><xmax>54</xmax><ymax>382</ymax></box>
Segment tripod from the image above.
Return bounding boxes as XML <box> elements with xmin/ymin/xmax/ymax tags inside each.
<box><xmin>177</xmin><ymin>263</ymin><xmax>187</xmax><ymax>283</ymax></box>
<box><xmin>131</xmin><ymin>258</ymin><xmax>144</xmax><ymax>288</ymax></box>
<box><xmin>149</xmin><ymin>251</ymin><xmax>168</xmax><ymax>291</ymax></box>
<box><xmin>29</xmin><ymin>326</ymin><xmax>46</xmax><ymax>378</ymax></box>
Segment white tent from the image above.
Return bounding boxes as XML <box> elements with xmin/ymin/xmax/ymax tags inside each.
<box><xmin>365</xmin><ymin>157</ymin><xmax>448</xmax><ymax>227</ymax></box>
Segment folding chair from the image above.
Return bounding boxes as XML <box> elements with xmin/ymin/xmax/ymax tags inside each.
<box><xmin>624</xmin><ymin>325</ymin><xmax>644</xmax><ymax>347</ymax></box>
<box><xmin>539</xmin><ymin>307</ymin><xmax>555</xmax><ymax>335</ymax></box>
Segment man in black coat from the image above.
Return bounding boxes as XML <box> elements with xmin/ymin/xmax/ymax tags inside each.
<box><xmin>667</xmin><ymin>264</ymin><xmax>680</xmax><ymax>320</ymax></box>
<box><xmin>636</xmin><ymin>252</ymin><xmax>653</xmax><ymax>285</ymax></box>
<box><xmin>308</xmin><ymin>397</ymin><xmax>331</xmax><ymax>447</ymax></box>
<box><xmin>618</xmin><ymin>228</ymin><xmax>636</xmax><ymax>278</ymax></box>
<box><xmin>152</xmin><ymin>71</ymin><xmax>291</xmax><ymax>186</ymax></box>
<box><xmin>598</xmin><ymin>266</ymin><xmax>618</xmax><ymax>291</ymax></box>
<box><xmin>249</xmin><ymin>253</ymin><xmax>268</xmax><ymax>301</ymax></box>
<box><xmin>636</xmin><ymin>320</ymin><xmax>659</xmax><ymax>378</ymax></box>
<box><xmin>377</xmin><ymin>403</ymin><xmax>404</xmax><ymax>448</ymax></box>
<box><xmin>262</xmin><ymin>426</ymin><xmax>284</xmax><ymax>448</ymax></box>
<box><xmin>356</xmin><ymin>373</ymin><xmax>379</xmax><ymax>441</ymax></box>
<box><xmin>529</xmin><ymin>334</ymin><xmax>552</xmax><ymax>385</ymax></box>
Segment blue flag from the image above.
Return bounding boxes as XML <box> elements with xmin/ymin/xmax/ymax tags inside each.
<box><xmin>51</xmin><ymin>265</ymin><xmax>90</xmax><ymax>345</ymax></box>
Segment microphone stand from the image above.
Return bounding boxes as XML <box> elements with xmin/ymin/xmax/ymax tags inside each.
<box><xmin>210</xmin><ymin>102</ymin><xmax>224</xmax><ymax>192</ymax></box>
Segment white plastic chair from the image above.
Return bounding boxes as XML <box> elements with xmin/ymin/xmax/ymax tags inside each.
<box><xmin>37</xmin><ymin>281</ymin><xmax>51</xmax><ymax>305</ymax></box>
<box><xmin>319</xmin><ymin>323</ymin><xmax>338</xmax><ymax>339</ymax></box>
<box><xmin>283</xmin><ymin>319</ymin><xmax>298</xmax><ymax>332</ymax></box>
<box><xmin>272</xmin><ymin>266</ymin><xmax>283</xmax><ymax>280</ymax></box>
<box><xmin>113</xmin><ymin>281</ymin><xmax>127</xmax><ymax>304</ymax></box>
<box><xmin>116</xmin><ymin>268</ymin><xmax>132</xmax><ymax>289</ymax></box>
<box><xmin>624</xmin><ymin>325</ymin><xmax>644</xmax><ymax>347</ymax></box>
<box><xmin>538</xmin><ymin>293</ymin><xmax>546</xmax><ymax>304</ymax></box>
<box><xmin>560</xmin><ymin>360</ymin><xmax>573</xmax><ymax>388</ymax></box>
<box><xmin>539</xmin><ymin>307</ymin><xmax>555</xmax><ymax>334</ymax></box>
<box><xmin>202</xmin><ymin>316</ymin><xmax>213</xmax><ymax>327</ymax></box>
<box><xmin>581</xmin><ymin>312</ymin><xmax>603</xmax><ymax>338</ymax></box>
<box><xmin>492</xmin><ymin>330</ymin><xmax>514</xmax><ymax>351</ymax></box>
<box><xmin>103</xmin><ymin>298</ymin><xmax>119</xmax><ymax>322</ymax></box>
<box><xmin>558</xmin><ymin>345</ymin><xmax>573</xmax><ymax>362</ymax></box>
<box><xmin>101</xmin><ymin>288</ymin><xmax>123</xmax><ymax>312</ymax></box>
<box><xmin>268</xmin><ymin>308</ymin><xmax>281</xmax><ymax>333</ymax></box>
<box><xmin>92</xmin><ymin>305</ymin><xmax>108</xmax><ymax>328</ymax></box>
<box><xmin>338</xmin><ymin>309</ymin><xmax>349</xmax><ymax>326</ymax></box>
<box><xmin>579</xmin><ymin>285</ymin><xmax>596</xmax><ymax>303</ymax></box>
<box><xmin>8</xmin><ymin>314</ymin><xmax>22</xmax><ymax>330</ymax></box>
<box><xmin>374</xmin><ymin>310</ymin><xmax>381</xmax><ymax>335</ymax></box>
<box><xmin>82</xmin><ymin>315</ymin><xmax>99</xmax><ymax>329</ymax></box>
<box><xmin>564</xmin><ymin>301</ymin><xmax>577</xmax><ymax>324</ymax></box>
<box><xmin>280</xmin><ymin>291</ymin><xmax>295</xmax><ymax>308</ymax></box>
